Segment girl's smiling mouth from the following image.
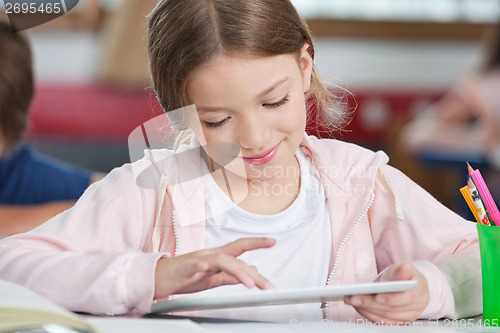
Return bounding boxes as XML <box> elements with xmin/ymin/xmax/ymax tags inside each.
<box><xmin>242</xmin><ymin>141</ymin><xmax>282</xmax><ymax>166</ymax></box>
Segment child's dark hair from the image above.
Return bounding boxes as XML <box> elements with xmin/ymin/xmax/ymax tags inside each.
<box><xmin>482</xmin><ymin>23</ymin><xmax>500</xmax><ymax>71</ymax></box>
<box><xmin>0</xmin><ymin>21</ymin><xmax>33</xmax><ymax>153</ymax></box>
<box><xmin>147</xmin><ymin>0</ymin><xmax>347</xmax><ymax>132</ymax></box>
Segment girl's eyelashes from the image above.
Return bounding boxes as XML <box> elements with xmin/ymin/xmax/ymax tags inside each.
<box><xmin>202</xmin><ymin>95</ymin><xmax>289</xmax><ymax>129</ymax></box>
<box><xmin>204</xmin><ymin>117</ymin><xmax>230</xmax><ymax>128</ymax></box>
<box><xmin>263</xmin><ymin>95</ymin><xmax>289</xmax><ymax>109</ymax></box>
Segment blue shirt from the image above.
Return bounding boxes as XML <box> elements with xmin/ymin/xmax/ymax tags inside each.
<box><xmin>0</xmin><ymin>145</ymin><xmax>91</xmax><ymax>204</ymax></box>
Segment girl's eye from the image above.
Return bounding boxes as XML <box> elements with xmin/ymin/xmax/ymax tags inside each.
<box><xmin>263</xmin><ymin>95</ymin><xmax>289</xmax><ymax>109</ymax></box>
<box><xmin>204</xmin><ymin>117</ymin><xmax>230</xmax><ymax>128</ymax></box>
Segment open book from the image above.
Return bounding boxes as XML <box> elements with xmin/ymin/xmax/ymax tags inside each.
<box><xmin>0</xmin><ymin>279</ymin><xmax>97</xmax><ymax>333</ymax></box>
<box><xmin>0</xmin><ymin>279</ymin><xmax>215</xmax><ymax>333</ymax></box>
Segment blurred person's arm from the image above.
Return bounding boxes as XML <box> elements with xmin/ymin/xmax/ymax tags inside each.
<box><xmin>421</xmin><ymin>73</ymin><xmax>483</xmax><ymax>123</ymax></box>
<box><xmin>0</xmin><ymin>172</ymin><xmax>105</xmax><ymax>236</ymax></box>
<box><xmin>459</xmin><ymin>73</ymin><xmax>499</xmax><ymax>147</ymax></box>
<box><xmin>401</xmin><ymin>73</ymin><xmax>490</xmax><ymax>154</ymax></box>
<box><xmin>436</xmin><ymin>73</ymin><xmax>496</xmax><ymax>146</ymax></box>
<box><xmin>430</xmin><ymin>90</ymin><xmax>471</xmax><ymax>122</ymax></box>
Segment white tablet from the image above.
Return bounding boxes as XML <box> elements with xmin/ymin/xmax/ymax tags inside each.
<box><xmin>150</xmin><ymin>280</ymin><xmax>418</xmax><ymax>314</ymax></box>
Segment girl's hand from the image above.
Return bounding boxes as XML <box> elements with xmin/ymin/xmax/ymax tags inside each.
<box><xmin>344</xmin><ymin>263</ymin><xmax>429</xmax><ymax>323</ymax></box>
<box><xmin>154</xmin><ymin>237</ymin><xmax>276</xmax><ymax>300</ymax></box>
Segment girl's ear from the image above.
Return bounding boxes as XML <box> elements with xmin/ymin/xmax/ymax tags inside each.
<box><xmin>300</xmin><ymin>43</ymin><xmax>314</xmax><ymax>93</ymax></box>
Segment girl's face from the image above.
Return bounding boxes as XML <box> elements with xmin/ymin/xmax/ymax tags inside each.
<box><xmin>186</xmin><ymin>45</ymin><xmax>313</xmax><ymax>182</ymax></box>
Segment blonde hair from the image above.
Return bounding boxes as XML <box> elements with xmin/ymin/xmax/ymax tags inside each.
<box><xmin>147</xmin><ymin>0</ymin><xmax>348</xmax><ymax>140</ymax></box>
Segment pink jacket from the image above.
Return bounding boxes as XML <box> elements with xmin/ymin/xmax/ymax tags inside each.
<box><xmin>0</xmin><ymin>134</ymin><xmax>481</xmax><ymax>320</ymax></box>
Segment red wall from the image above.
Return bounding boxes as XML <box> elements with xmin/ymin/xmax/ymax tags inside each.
<box><xmin>28</xmin><ymin>84</ymin><xmax>444</xmax><ymax>147</ymax></box>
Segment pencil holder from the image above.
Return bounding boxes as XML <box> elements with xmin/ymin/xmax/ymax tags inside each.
<box><xmin>477</xmin><ymin>223</ymin><xmax>500</xmax><ymax>326</ymax></box>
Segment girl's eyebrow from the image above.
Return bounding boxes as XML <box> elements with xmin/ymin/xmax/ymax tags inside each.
<box><xmin>197</xmin><ymin>77</ymin><xmax>290</xmax><ymax>113</ymax></box>
<box><xmin>258</xmin><ymin>76</ymin><xmax>290</xmax><ymax>97</ymax></box>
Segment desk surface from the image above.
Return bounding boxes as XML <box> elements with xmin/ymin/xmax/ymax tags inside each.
<box><xmin>85</xmin><ymin>315</ymin><xmax>494</xmax><ymax>333</ymax></box>
<box><xmin>202</xmin><ymin>317</ymin><xmax>492</xmax><ymax>333</ymax></box>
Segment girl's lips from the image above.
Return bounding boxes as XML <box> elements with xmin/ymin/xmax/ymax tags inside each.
<box><xmin>242</xmin><ymin>142</ymin><xmax>281</xmax><ymax>166</ymax></box>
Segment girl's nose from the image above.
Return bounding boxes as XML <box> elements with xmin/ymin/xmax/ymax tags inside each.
<box><xmin>237</xmin><ymin>116</ymin><xmax>269</xmax><ymax>152</ymax></box>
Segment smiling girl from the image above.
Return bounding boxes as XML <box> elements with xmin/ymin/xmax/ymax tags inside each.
<box><xmin>0</xmin><ymin>0</ymin><xmax>481</xmax><ymax>323</ymax></box>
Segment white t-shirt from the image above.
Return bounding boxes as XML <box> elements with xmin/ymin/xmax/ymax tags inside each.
<box><xmin>200</xmin><ymin>149</ymin><xmax>332</xmax><ymax>299</ymax></box>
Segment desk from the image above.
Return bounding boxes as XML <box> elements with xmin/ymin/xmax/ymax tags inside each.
<box><xmin>417</xmin><ymin>150</ymin><xmax>489</xmax><ymax>221</ymax></box>
<box><xmin>84</xmin><ymin>315</ymin><xmax>494</xmax><ymax>333</ymax></box>
<box><xmin>203</xmin><ymin>317</ymin><xmax>492</xmax><ymax>333</ymax></box>
<box><xmin>401</xmin><ymin>119</ymin><xmax>496</xmax><ymax>219</ymax></box>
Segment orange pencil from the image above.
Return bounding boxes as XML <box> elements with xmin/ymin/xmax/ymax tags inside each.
<box><xmin>460</xmin><ymin>185</ymin><xmax>480</xmax><ymax>223</ymax></box>
<box><xmin>467</xmin><ymin>178</ymin><xmax>492</xmax><ymax>226</ymax></box>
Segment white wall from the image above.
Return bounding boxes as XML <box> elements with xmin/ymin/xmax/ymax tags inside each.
<box><xmin>314</xmin><ymin>37</ymin><xmax>483</xmax><ymax>91</ymax></box>
<box><xmin>29</xmin><ymin>31</ymin><xmax>103</xmax><ymax>85</ymax></box>
<box><xmin>28</xmin><ymin>31</ymin><xmax>483</xmax><ymax>91</ymax></box>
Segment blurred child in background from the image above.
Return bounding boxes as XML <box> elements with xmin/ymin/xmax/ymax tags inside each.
<box><xmin>400</xmin><ymin>23</ymin><xmax>500</xmax><ymax>202</ymax></box>
<box><xmin>0</xmin><ymin>20</ymin><xmax>102</xmax><ymax>235</ymax></box>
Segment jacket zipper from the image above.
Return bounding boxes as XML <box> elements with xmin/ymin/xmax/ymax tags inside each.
<box><xmin>324</xmin><ymin>190</ymin><xmax>375</xmax><ymax>318</ymax></box>
<box><xmin>171</xmin><ymin>208</ymin><xmax>179</xmax><ymax>256</ymax></box>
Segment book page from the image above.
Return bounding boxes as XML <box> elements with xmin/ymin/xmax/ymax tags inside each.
<box><xmin>0</xmin><ymin>279</ymin><xmax>75</xmax><ymax>317</ymax></box>
<box><xmin>0</xmin><ymin>279</ymin><xmax>95</xmax><ymax>332</ymax></box>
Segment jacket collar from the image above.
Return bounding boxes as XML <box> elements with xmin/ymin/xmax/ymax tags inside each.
<box><xmin>140</xmin><ymin>133</ymin><xmax>389</xmax><ymax>230</ymax></box>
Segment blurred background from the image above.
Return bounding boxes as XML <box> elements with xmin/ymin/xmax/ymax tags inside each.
<box><xmin>1</xmin><ymin>0</ymin><xmax>499</xmax><ymax>214</ymax></box>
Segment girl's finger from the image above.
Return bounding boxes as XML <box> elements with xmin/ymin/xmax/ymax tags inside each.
<box><xmin>356</xmin><ymin>308</ymin><xmax>420</xmax><ymax>324</ymax></box>
<box><xmin>348</xmin><ymin>296</ymin><xmax>423</xmax><ymax>322</ymax></box>
<box><xmin>380</xmin><ymin>263</ymin><xmax>413</xmax><ymax>282</ymax></box>
<box><xmin>345</xmin><ymin>294</ymin><xmax>423</xmax><ymax>313</ymax></box>
<box><xmin>202</xmin><ymin>253</ymin><xmax>273</xmax><ymax>289</ymax></box>
<box><xmin>218</xmin><ymin>238</ymin><xmax>276</xmax><ymax>257</ymax></box>
<box><xmin>375</xmin><ymin>288</ymin><xmax>427</xmax><ymax>307</ymax></box>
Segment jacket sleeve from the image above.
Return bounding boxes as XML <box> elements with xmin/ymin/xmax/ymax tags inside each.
<box><xmin>0</xmin><ymin>164</ymin><xmax>168</xmax><ymax>315</ymax></box>
<box><xmin>369</xmin><ymin>164</ymin><xmax>481</xmax><ymax>319</ymax></box>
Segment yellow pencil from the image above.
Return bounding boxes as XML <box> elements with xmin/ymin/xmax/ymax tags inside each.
<box><xmin>460</xmin><ymin>185</ymin><xmax>481</xmax><ymax>223</ymax></box>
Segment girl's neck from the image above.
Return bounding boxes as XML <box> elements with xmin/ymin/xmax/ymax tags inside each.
<box><xmin>206</xmin><ymin>152</ymin><xmax>301</xmax><ymax>215</ymax></box>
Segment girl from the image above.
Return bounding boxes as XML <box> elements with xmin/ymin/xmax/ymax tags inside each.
<box><xmin>0</xmin><ymin>0</ymin><xmax>481</xmax><ymax>323</ymax></box>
